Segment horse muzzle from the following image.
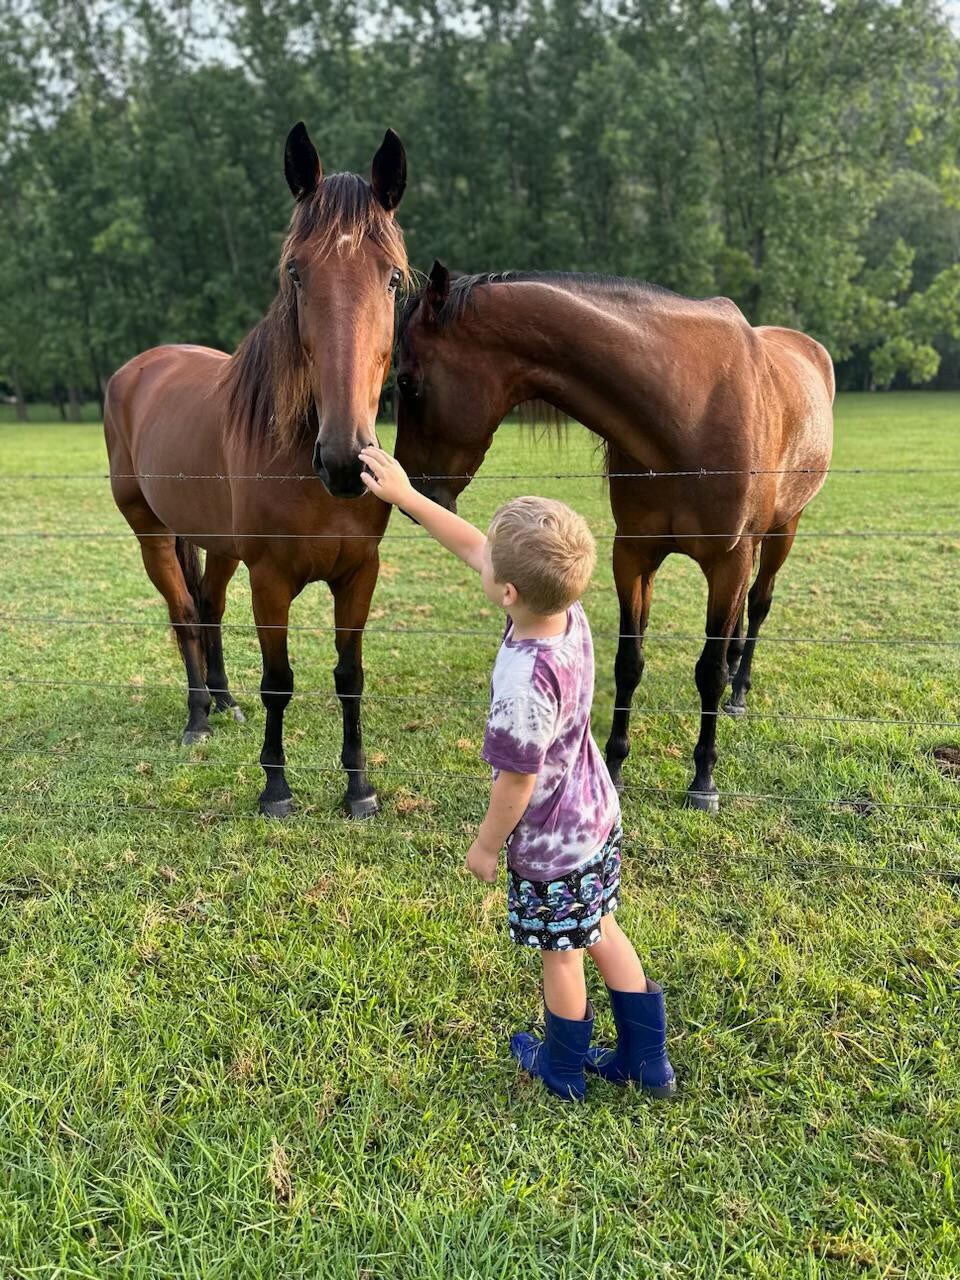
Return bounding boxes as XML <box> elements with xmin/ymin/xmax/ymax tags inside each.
<box><xmin>413</xmin><ymin>478</ymin><xmax>457</xmax><ymax>514</ymax></box>
<box><xmin>312</xmin><ymin>440</ymin><xmax>369</xmax><ymax>500</ymax></box>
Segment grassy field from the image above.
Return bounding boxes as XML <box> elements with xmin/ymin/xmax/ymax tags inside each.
<box><xmin>0</xmin><ymin>401</ymin><xmax>103</xmax><ymax>425</ymax></box>
<box><xmin>0</xmin><ymin>392</ymin><xmax>958</xmax><ymax>1278</ymax></box>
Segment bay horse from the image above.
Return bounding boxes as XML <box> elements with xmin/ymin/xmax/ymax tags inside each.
<box><xmin>103</xmin><ymin>122</ymin><xmax>408</xmax><ymax>817</ymax></box>
<box><xmin>394</xmin><ymin>264</ymin><xmax>835</xmax><ymax>811</ymax></box>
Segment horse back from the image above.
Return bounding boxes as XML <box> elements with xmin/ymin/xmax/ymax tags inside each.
<box><xmin>105</xmin><ymin>345</ymin><xmax>229</xmax><ymax>462</ymax></box>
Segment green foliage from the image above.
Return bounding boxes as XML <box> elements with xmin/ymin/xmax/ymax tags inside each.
<box><xmin>871</xmin><ymin>336</ymin><xmax>940</xmax><ymax>388</ymax></box>
<box><xmin>0</xmin><ymin>0</ymin><xmax>959</xmax><ymax>405</ymax></box>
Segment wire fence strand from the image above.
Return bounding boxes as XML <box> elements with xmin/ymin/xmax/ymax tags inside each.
<box><xmin>3</xmin><ymin>528</ymin><xmax>960</xmax><ymax>541</ymax></box>
<box><xmin>1</xmin><ymin>613</ymin><xmax>959</xmax><ymax>647</ymax></box>
<box><xmin>0</xmin><ymin>798</ymin><xmax>955</xmax><ymax>884</ymax></box>
<box><xmin>3</xmin><ymin>464</ymin><xmax>958</xmax><ymax>896</ymax></box>
<box><xmin>3</xmin><ymin>464</ymin><xmax>960</xmax><ymax>482</ymax></box>
<box><xmin>2</xmin><ymin>675</ymin><xmax>959</xmax><ymax>728</ymax></box>
<box><xmin>2</xmin><ymin>742</ymin><xmax>956</xmax><ymax>814</ymax></box>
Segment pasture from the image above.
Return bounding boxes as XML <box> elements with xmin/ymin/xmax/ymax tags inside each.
<box><xmin>1</xmin><ymin>393</ymin><xmax>958</xmax><ymax>1277</ymax></box>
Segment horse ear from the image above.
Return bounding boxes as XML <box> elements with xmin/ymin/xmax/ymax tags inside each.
<box><xmin>426</xmin><ymin>260</ymin><xmax>450</xmax><ymax>314</ymax></box>
<box><xmin>371</xmin><ymin>129</ymin><xmax>407</xmax><ymax>211</ymax></box>
<box><xmin>285</xmin><ymin>122</ymin><xmax>322</xmax><ymax>200</ymax></box>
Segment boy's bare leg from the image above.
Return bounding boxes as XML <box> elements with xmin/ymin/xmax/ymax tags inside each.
<box><xmin>586</xmin><ymin>915</ymin><xmax>647</xmax><ymax>992</ymax></box>
<box><xmin>542</xmin><ymin>950</ymin><xmax>589</xmax><ymax>1019</ymax></box>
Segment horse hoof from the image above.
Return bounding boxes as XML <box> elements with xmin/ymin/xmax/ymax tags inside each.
<box><xmin>213</xmin><ymin>702</ymin><xmax>245</xmax><ymax>723</ymax></box>
<box><xmin>346</xmin><ymin>793</ymin><xmax>379</xmax><ymax>821</ymax></box>
<box><xmin>181</xmin><ymin>728</ymin><xmax>212</xmax><ymax>746</ymax></box>
<box><xmin>723</xmin><ymin>700</ymin><xmax>747</xmax><ymax>719</ymax></box>
<box><xmin>684</xmin><ymin>788</ymin><xmax>720</xmax><ymax>814</ymax></box>
<box><xmin>260</xmin><ymin>797</ymin><xmax>295</xmax><ymax>819</ymax></box>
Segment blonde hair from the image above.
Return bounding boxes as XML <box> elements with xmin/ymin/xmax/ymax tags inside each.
<box><xmin>487</xmin><ymin>497</ymin><xmax>596</xmax><ymax>614</ymax></box>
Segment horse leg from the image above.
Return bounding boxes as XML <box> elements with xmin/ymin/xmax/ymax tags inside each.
<box><xmin>136</xmin><ymin>530</ymin><xmax>212</xmax><ymax>745</ymax></box>
<box><xmin>199</xmin><ymin>552</ymin><xmax>245</xmax><ymax>721</ymax></box>
<box><xmin>725</xmin><ymin>514</ymin><xmax>801</xmax><ymax>718</ymax></box>
<box><xmin>604</xmin><ymin>542</ymin><xmax>662</xmax><ymax>791</ymax></box>
<box><xmin>330</xmin><ymin>558</ymin><xmax>380</xmax><ymax>820</ymax></box>
<box><xmin>251</xmin><ymin>567</ymin><xmax>297</xmax><ymax>818</ymax></box>
<box><xmin>685</xmin><ymin>545</ymin><xmax>753</xmax><ymax>812</ymax></box>
<box><xmin>726</xmin><ymin>606</ymin><xmax>746</xmax><ymax>682</ymax></box>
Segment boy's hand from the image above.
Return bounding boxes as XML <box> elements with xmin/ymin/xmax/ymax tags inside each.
<box><xmin>361</xmin><ymin>445</ymin><xmax>487</xmax><ymax>571</ymax></box>
<box><xmin>465</xmin><ymin>837</ymin><xmax>500</xmax><ymax>883</ymax></box>
<box><xmin>359</xmin><ymin>446</ymin><xmax>416</xmax><ymax>508</ymax></box>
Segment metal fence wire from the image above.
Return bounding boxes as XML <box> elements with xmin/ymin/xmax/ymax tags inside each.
<box><xmin>1</xmin><ymin>461</ymin><xmax>957</xmax><ymax>873</ymax></box>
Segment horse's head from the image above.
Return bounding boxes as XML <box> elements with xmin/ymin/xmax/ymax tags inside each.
<box><xmin>281</xmin><ymin>122</ymin><xmax>408</xmax><ymax>498</ymax></box>
<box><xmin>394</xmin><ymin>261</ymin><xmax>509</xmax><ymax>512</ymax></box>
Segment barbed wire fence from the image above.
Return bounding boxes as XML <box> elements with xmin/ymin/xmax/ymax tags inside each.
<box><xmin>1</xmin><ymin>463</ymin><xmax>958</xmax><ymax>884</ymax></box>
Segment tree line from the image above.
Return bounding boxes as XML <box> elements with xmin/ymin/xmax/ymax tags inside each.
<box><xmin>2</xmin><ymin>0</ymin><xmax>959</xmax><ymax>420</ymax></box>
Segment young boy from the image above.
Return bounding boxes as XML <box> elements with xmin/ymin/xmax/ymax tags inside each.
<box><xmin>359</xmin><ymin>447</ymin><xmax>676</xmax><ymax>1102</ymax></box>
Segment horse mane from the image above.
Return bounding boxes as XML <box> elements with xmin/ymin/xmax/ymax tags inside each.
<box><xmin>221</xmin><ymin>172</ymin><xmax>409</xmax><ymax>449</ymax></box>
<box><xmin>398</xmin><ymin>269</ymin><xmax>684</xmax><ymax>341</ymax></box>
<box><xmin>515</xmin><ymin>397</ymin><xmax>570</xmax><ymax>438</ymax></box>
<box><xmin>398</xmin><ymin>271</ymin><xmax>667</xmax><ymax>454</ymax></box>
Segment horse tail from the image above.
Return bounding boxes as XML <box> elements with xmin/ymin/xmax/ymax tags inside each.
<box><xmin>175</xmin><ymin>537</ymin><xmax>204</xmax><ymax>615</ymax></box>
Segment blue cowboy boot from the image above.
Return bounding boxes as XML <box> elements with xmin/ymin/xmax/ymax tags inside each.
<box><xmin>585</xmin><ymin>981</ymin><xmax>677</xmax><ymax>1096</ymax></box>
<box><xmin>510</xmin><ymin>1002</ymin><xmax>594</xmax><ymax>1102</ymax></box>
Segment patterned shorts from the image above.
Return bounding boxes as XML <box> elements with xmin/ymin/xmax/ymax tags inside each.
<box><xmin>507</xmin><ymin>823</ymin><xmax>622</xmax><ymax>951</ymax></box>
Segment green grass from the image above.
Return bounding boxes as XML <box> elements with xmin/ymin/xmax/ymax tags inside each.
<box><xmin>0</xmin><ymin>400</ymin><xmax>102</xmax><ymax>425</ymax></box>
<box><xmin>0</xmin><ymin>392</ymin><xmax>958</xmax><ymax>1278</ymax></box>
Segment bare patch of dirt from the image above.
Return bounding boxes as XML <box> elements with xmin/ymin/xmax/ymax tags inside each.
<box><xmin>839</xmin><ymin>793</ymin><xmax>876</xmax><ymax>817</ymax></box>
<box><xmin>932</xmin><ymin>745</ymin><xmax>960</xmax><ymax>777</ymax></box>
<box><xmin>267</xmin><ymin>1140</ymin><xmax>293</xmax><ymax>1205</ymax></box>
<box><xmin>304</xmin><ymin>876</ymin><xmax>334</xmax><ymax>902</ymax></box>
<box><xmin>394</xmin><ymin>791</ymin><xmax>435</xmax><ymax>815</ymax></box>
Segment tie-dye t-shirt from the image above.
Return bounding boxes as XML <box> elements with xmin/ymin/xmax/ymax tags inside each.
<box><xmin>481</xmin><ymin>600</ymin><xmax>620</xmax><ymax>880</ymax></box>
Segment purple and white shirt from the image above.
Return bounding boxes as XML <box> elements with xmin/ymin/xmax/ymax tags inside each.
<box><xmin>481</xmin><ymin>601</ymin><xmax>620</xmax><ymax>881</ymax></box>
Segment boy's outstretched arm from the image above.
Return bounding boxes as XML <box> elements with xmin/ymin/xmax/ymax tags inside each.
<box><xmin>359</xmin><ymin>446</ymin><xmax>486</xmax><ymax>573</ymax></box>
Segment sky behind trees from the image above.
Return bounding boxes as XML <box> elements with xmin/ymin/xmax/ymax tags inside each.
<box><xmin>1</xmin><ymin>0</ymin><xmax>959</xmax><ymax>417</ymax></box>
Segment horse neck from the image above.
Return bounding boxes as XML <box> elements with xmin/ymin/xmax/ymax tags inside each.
<box><xmin>460</xmin><ymin>281</ymin><xmax>683</xmax><ymax>463</ymax></box>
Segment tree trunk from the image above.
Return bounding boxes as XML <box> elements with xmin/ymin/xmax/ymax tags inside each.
<box><xmin>67</xmin><ymin>384</ymin><xmax>82</xmax><ymax>421</ymax></box>
<box><xmin>745</xmin><ymin>228</ymin><xmax>766</xmax><ymax>324</ymax></box>
<box><xmin>11</xmin><ymin>367</ymin><xmax>28</xmax><ymax>421</ymax></box>
<box><xmin>89</xmin><ymin>349</ymin><xmax>107</xmax><ymax>415</ymax></box>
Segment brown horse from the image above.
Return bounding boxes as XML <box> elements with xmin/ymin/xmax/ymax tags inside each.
<box><xmin>104</xmin><ymin>123</ymin><xmax>408</xmax><ymax>817</ymax></box>
<box><xmin>394</xmin><ymin>264</ymin><xmax>834</xmax><ymax>810</ymax></box>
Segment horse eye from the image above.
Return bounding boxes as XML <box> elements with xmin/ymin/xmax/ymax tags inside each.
<box><xmin>398</xmin><ymin>373</ymin><xmax>418</xmax><ymax>399</ymax></box>
<box><xmin>388</xmin><ymin>267</ymin><xmax>402</xmax><ymax>293</ymax></box>
<box><xmin>286</xmin><ymin>261</ymin><xmax>301</xmax><ymax>286</ymax></box>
